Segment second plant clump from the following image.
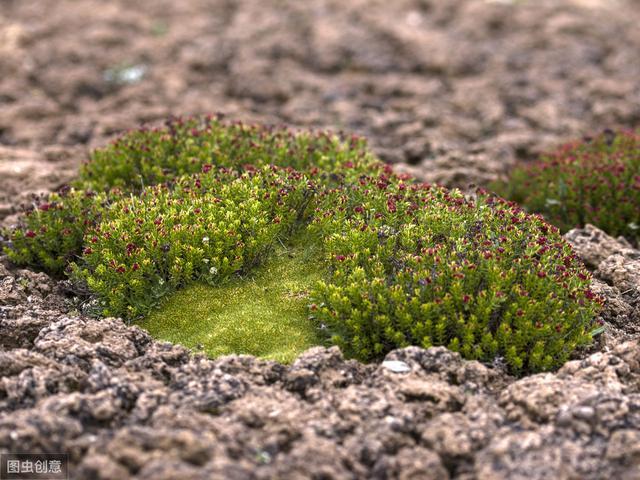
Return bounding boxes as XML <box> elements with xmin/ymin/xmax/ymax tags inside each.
<box><xmin>494</xmin><ymin>129</ymin><xmax>640</xmax><ymax>242</ymax></box>
<box><xmin>4</xmin><ymin>117</ymin><xmax>602</xmax><ymax>374</ymax></box>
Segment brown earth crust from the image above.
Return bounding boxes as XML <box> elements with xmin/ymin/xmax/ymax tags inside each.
<box><xmin>2</xmin><ymin>0</ymin><xmax>640</xmax><ymax>478</ymax></box>
<box><xmin>0</xmin><ymin>229</ymin><xmax>639</xmax><ymax>479</ymax></box>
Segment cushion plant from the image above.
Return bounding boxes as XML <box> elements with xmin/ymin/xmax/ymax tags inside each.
<box><xmin>493</xmin><ymin>129</ymin><xmax>640</xmax><ymax>242</ymax></box>
<box><xmin>4</xmin><ymin>117</ymin><xmax>602</xmax><ymax>373</ymax></box>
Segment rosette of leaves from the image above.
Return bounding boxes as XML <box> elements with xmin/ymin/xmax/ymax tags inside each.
<box><xmin>494</xmin><ymin>130</ymin><xmax>640</xmax><ymax>242</ymax></box>
<box><xmin>3</xmin><ymin>118</ymin><xmax>602</xmax><ymax>374</ymax></box>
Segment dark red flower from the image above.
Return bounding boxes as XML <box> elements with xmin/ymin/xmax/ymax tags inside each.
<box><xmin>387</xmin><ymin>198</ymin><xmax>397</xmax><ymax>213</ymax></box>
<box><xmin>25</xmin><ymin>230</ymin><xmax>36</xmax><ymax>238</ymax></box>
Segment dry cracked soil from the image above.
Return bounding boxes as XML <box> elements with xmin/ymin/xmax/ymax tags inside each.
<box><xmin>1</xmin><ymin>0</ymin><xmax>640</xmax><ymax>478</ymax></box>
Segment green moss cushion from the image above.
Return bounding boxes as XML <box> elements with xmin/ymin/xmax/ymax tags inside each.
<box><xmin>4</xmin><ymin>117</ymin><xmax>602</xmax><ymax>374</ymax></box>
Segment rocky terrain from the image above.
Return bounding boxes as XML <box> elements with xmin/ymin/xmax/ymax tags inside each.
<box><xmin>2</xmin><ymin>0</ymin><xmax>640</xmax><ymax>478</ymax></box>
<box><xmin>0</xmin><ymin>225</ymin><xmax>639</xmax><ymax>479</ymax></box>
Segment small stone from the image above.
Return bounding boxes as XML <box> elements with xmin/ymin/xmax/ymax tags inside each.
<box><xmin>573</xmin><ymin>406</ymin><xmax>595</xmax><ymax>421</ymax></box>
<box><xmin>381</xmin><ymin>360</ymin><xmax>411</xmax><ymax>373</ymax></box>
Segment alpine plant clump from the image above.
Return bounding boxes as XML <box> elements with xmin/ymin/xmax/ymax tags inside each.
<box><xmin>75</xmin><ymin>166</ymin><xmax>314</xmax><ymax>319</ymax></box>
<box><xmin>309</xmin><ymin>178</ymin><xmax>601</xmax><ymax>373</ymax></box>
<box><xmin>495</xmin><ymin>130</ymin><xmax>640</xmax><ymax>242</ymax></box>
<box><xmin>3</xmin><ymin>117</ymin><xmax>602</xmax><ymax>374</ymax></box>
<box><xmin>6</xmin><ymin>188</ymin><xmax>108</xmax><ymax>274</ymax></box>
<box><xmin>81</xmin><ymin>115</ymin><xmax>374</xmax><ymax>192</ymax></box>
<box><xmin>6</xmin><ymin>117</ymin><xmax>375</xmax><ymax>276</ymax></box>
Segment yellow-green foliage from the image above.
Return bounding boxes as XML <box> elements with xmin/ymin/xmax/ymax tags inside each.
<box><xmin>4</xmin><ymin>117</ymin><xmax>602</xmax><ymax>373</ymax></box>
<box><xmin>141</xmin><ymin>239</ymin><xmax>323</xmax><ymax>363</ymax></box>
<box><xmin>5</xmin><ymin>188</ymin><xmax>106</xmax><ymax>275</ymax></box>
<box><xmin>309</xmin><ymin>178</ymin><xmax>601</xmax><ymax>373</ymax></box>
<box><xmin>80</xmin><ymin>116</ymin><xmax>376</xmax><ymax>192</ymax></box>
<box><xmin>72</xmin><ymin>166</ymin><xmax>313</xmax><ymax>319</ymax></box>
<box><xmin>494</xmin><ymin>130</ymin><xmax>640</xmax><ymax>241</ymax></box>
<box><xmin>5</xmin><ymin>117</ymin><xmax>376</xmax><ymax>277</ymax></box>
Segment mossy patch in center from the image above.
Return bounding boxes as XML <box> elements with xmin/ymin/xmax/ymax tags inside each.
<box><xmin>139</xmin><ymin>239</ymin><xmax>325</xmax><ymax>363</ymax></box>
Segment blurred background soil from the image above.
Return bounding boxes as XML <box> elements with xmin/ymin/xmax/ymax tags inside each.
<box><xmin>1</xmin><ymin>0</ymin><xmax>639</xmax><ymax>217</ymax></box>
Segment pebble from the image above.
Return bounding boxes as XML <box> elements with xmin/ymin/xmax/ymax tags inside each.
<box><xmin>381</xmin><ymin>360</ymin><xmax>411</xmax><ymax>373</ymax></box>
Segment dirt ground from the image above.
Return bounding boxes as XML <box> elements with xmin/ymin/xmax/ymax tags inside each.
<box><xmin>2</xmin><ymin>0</ymin><xmax>640</xmax><ymax>478</ymax></box>
<box><xmin>1</xmin><ymin>0</ymin><xmax>640</xmax><ymax>204</ymax></box>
